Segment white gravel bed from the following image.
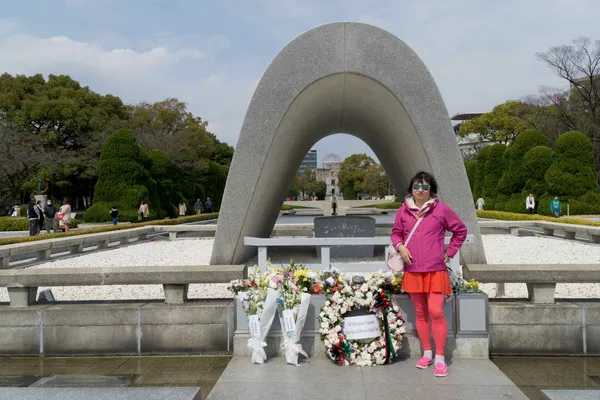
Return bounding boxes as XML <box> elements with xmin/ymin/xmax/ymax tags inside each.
<box><xmin>480</xmin><ymin>235</ymin><xmax>600</xmax><ymax>299</ymax></box>
<box><xmin>1</xmin><ymin>234</ymin><xmax>599</xmax><ymax>302</ymax></box>
<box><xmin>0</xmin><ymin>239</ymin><xmax>230</xmax><ymax>302</ymax></box>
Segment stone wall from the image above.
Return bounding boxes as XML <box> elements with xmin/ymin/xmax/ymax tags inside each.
<box><xmin>0</xmin><ymin>300</ymin><xmax>234</xmax><ymax>356</ymax></box>
<box><xmin>489</xmin><ymin>300</ymin><xmax>600</xmax><ymax>355</ymax></box>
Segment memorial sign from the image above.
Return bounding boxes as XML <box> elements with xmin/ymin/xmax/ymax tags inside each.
<box><xmin>342</xmin><ymin>315</ymin><xmax>381</xmax><ymax>340</ymax></box>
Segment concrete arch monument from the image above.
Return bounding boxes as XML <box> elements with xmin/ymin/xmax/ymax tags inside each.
<box><xmin>211</xmin><ymin>22</ymin><xmax>487</xmax><ymax>265</ymax></box>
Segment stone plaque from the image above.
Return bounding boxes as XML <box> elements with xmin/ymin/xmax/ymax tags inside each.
<box><xmin>314</xmin><ymin>216</ymin><xmax>376</xmax><ymax>258</ymax></box>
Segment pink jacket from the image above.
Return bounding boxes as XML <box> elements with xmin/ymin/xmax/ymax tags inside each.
<box><xmin>391</xmin><ymin>196</ymin><xmax>467</xmax><ymax>273</ymax></box>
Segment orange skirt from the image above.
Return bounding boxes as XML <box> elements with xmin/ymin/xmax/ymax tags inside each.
<box><xmin>401</xmin><ymin>270</ymin><xmax>452</xmax><ymax>295</ymax></box>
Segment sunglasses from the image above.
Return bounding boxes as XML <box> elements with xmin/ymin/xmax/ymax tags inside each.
<box><xmin>413</xmin><ymin>183</ymin><xmax>430</xmax><ymax>191</ymax></box>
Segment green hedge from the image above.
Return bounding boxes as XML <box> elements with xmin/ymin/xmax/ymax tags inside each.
<box><xmin>358</xmin><ymin>202</ymin><xmax>402</xmax><ymax>209</ymax></box>
<box><xmin>477</xmin><ymin>210</ymin><xmax>600</xmax><ymax>227</ymax></box>
<box><xmin>0</xmin><ymin>213</ymin><xmax>218</xmax><ymax>246</ymax></box>
<box><xmin>0</xmin><ymin>217</ymin><xmax>79</xmax><ymax>231</ymax></box>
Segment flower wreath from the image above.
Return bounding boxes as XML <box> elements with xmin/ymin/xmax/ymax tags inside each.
<box><xmin>318</xmin><ymin>270</ymin><xmax>406</xmax><ymax>366</ymax></box>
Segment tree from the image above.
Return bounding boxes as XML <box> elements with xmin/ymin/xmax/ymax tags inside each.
<box><xmin>362</xmin><ymin>164</ymin><xmax>391</xmax><ymax>196</ymax></box>
<box><xmin>537</xmin><ymin>37</ymin><xmax>600</xmax><ymax>187</ymax></box>
<box><xmin>0</xmin><ymin>73</ymin><xmax>128</xmax><ymax>206</ymax></box>
<box><xmin>458</xmin><ymin>102</ymin><xmax>528</xmax><ymax>145</ymax></box>
<box><xmin>497</xmin><ymin>129</ymin><xmax>548</xmax><ymax>195</ymax></box>
<box><xmin>338</xmin><ymin>154</ymin><xmax>376</xmax><ymax>194</ymax></box>
<box><xmin>127</xmin><ymin>98</ymin><xmax>234</xmax><ymax>208</ymax></box>
<box><xmin>310</xmin><ymin>181</ymin><xmax>327</xmax><ymax>199</ymax></box>
<box><xmin>127</xmin><ymin>98</ymin><xmax>215</xmax><ymax>173</ymax></box>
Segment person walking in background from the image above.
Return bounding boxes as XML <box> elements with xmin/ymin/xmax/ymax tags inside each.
<box><xmin>194</xmin><ymin>198</ymin><xmax>203</xmax><ymax>214</ymax></box>
<box><xmin>178</xmin><ymin>201</ymin><xmax>187</xmax><ymax>217</ymax></box>
<box><xmin>476</xmin><ymin>197</ymin><xmax>485</xmax><ymax>210</ymax></box>
<box><xmin>110</xmin><ymin>206</ymin><xmax>119</xmax><ymax>225</ymax></box>
<box><xmin>44</xmin><ymin>199</ymin><xmax>58</xmax><ymax>233</ymax></box>
<box><xmin>27</xmin><ymin>199</ymin><xmax>40</xmax><ymax>236</ymax></box>
<box><xmin>204</xmin><ymin>198</ymin><xmax>213</xmax><ymax>214</ymax></box>
<box><xmin>35</xmin><ymin>201</ymin><xmax>45</xmax><ymax>234</ymax></box>
<box><xmin>331</xmin><ymin>193</ymin><xmax>338</xmax><ymax>215</ymax></box>
<box><xmin>550</xmin><ymin>196</ymin><xmax>562</xmax><ymax>218</ymax></box>
<box><xmin>526</xmin><ymin>193</ymin><xmax>535</xmax><ymax>214</ymax></box>
<box><xmin>138</xmin><ymin>200</ymin><xmax>149</xmax><ymax>221</ymax></box>
<box><xmin>391</xmin><ymin>171</ymin><xmax>467</xmax><ymax>378</ymax></box>
<box><xmin>58</xmin><ymin>199</ymin><xmax>72</xmax><ymax>232</ymax></box>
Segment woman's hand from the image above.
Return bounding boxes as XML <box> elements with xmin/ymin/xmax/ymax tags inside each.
<box><xmin>397</xmin><ymin>244</ymin><xmax>412</xmax><ymax>265</ymax></box>
<box><xmin>443</xmin><ymin>253</ymin><xmax>449</xmax><ymax>263</ymax></box>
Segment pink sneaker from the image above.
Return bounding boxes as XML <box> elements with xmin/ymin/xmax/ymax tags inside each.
<box><xmin>415</xmin><ymin>356</ymin><xmax>433</xmax><ymax>369</ymax></box>
<box><xmin>434</xmin><ymin>361</ymin><xmax>448</xmax><ymax>377</ymax></box>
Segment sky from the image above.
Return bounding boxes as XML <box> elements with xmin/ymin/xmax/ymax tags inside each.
<box><xmin>1</xmin><ymin>0</ymin><xmax>599</xmax><ymax>167</ymax></box>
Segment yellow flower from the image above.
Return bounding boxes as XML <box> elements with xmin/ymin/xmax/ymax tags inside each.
<box><xmin>275</xmin><ymin>268</ymin><xmax>282</xmax><ymax>274</ymax></box>
<box><xmin>294</xmin><ymin>269</ymin><xmax>308</xmax><ymax>279</ymax></box>
<box><xmin>338</xmin><ymin>276</ymin><xmax>344</xmax><ymax>283</ymax></box>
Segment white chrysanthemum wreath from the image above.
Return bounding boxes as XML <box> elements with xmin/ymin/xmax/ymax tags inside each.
<box><xmin>318</xmin><ymin>269</ymin><xmax>406</xmax><ymax>366</ymax></box>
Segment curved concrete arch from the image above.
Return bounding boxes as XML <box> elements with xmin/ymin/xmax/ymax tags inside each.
<box><xmin>211</xmin><ymin>22</ymin><xmax>487</xmax><ymax>265</ymax></box>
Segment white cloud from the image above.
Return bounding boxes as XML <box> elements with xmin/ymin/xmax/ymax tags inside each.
<box><xmin>0</xmin><ymin>18</ymin><xmax>19</xmax><ymax>36</ymax></box>
<box><xmin>0</xmin><ymin>34</ymin><xmax>203</xmax><ymax>79</ymax></box>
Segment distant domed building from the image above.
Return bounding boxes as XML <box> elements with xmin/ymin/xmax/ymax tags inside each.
<box><xmin>316</xmin><ymin>153</ymin><xmax>342</xmax><ymax>198</ymax></box>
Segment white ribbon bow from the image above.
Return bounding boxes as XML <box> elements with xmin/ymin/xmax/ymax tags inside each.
<box><xmin>247</xmin><ymin>337</ymin><xmax>268</xmax><ymax>364</ymax></box>
<box><xmin>281</xmin><ymin>339</ymin><xmax>309</xmax><ymax>366</ymax></box>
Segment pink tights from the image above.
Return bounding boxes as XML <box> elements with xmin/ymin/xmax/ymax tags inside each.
<box><xmin>410</xmin><ymin>292</ymin><xmax>447</xmax><ymax>356</ymax></box>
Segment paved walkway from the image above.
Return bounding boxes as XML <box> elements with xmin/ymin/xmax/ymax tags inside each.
<box><xmin>207</xmin><ymin>357</ymin><xmax>527</xmax><ymax>400</ymax></box>
<box><xmin>0</xmin><ymin>356</ymin><xmax>228</xmax><ymax>399</ymax></box>
<box><xmin>493</xmin><ymin>356</ymin><xmax>600</xmax><ymax>399</ymax></box>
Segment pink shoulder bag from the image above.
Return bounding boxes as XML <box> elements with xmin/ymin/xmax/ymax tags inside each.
<box><xmin>386</xmin><ymin>216</ymin><xmax>424</xmax><ymax>272</ymax></box>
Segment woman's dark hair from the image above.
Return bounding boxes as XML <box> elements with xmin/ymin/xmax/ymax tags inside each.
<box><xmin>406</xmin><ymin>171</ymin><xmax>438</xmax><ymax>196</ymax></box>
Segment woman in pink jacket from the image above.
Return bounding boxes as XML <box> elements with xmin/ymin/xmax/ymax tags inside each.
<box><xmin>391</xmin><ymin>171</ymin><xmax>467</xmax><ymax>377</ymax></box>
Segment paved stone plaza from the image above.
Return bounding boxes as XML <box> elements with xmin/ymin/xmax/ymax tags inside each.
<box><xmin>207</xmin><ymin>357</ymin><xmax>526</xmax><ymax>399</ymax></box>
<box><xmin>0</xmin><ymin>355</ymin><xmax>228</xmax><ymax>399</ymax></box>
<box><xmin>1</xmin><ymin>355</ymin><xmax>600</xmax><ymax>399</ymax></box>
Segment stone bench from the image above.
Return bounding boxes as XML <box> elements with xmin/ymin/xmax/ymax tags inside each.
<box><xmin>463</xmin><ymin>264</ymin><xmax>600</xmax><ymax>304</ymax></box>
<box><xmin>244</xmin><ymin>235</ymin><xmax>474</xmax><ymax>273</ymax></box>
<box><xmin>154</xmin><ymin>225</ymin><xmax>217</xmax><ymax>239</ymax></box>
<box><xmin>0</xmin><ymin>264</ymin><xmax>247</xmax><ymax>307</ymax></box>
<box><xmin>0</xmin><ymin>227</ymin><xmax>155</xmax><ymax>268</ymax></box>
<box><xmin>533</xmin><ymin>221</ymin><xmax>600</xmax><ymax>242</ymax></box>
<box><xmin>478</xmin><ymin>220</ymin><xmax>531</xmax><ymax>235</ymax></box>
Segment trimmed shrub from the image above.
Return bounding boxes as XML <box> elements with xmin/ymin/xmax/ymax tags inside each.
<box><xmin>497</xmin><ymin>129</ymin><xmax>548</xmax><ymax>195</ymax></box>
<box><xmin>503</xmin><ymin>193</ymin><xmax>528</xmax><ymax>214</ymax></box>
<box><xmin>567</xmin><ymin>192</ymin><xmax>600</xmax><ymax>215</ymax></box>
<box><xmin>472</xmin><ymin>146</ymin><xmax>491</xmax><ymax>199</ymax></box>
<box><xmin>85</xmin><ymin>129</ymin><xmax>158</xmax><ymax>222</ymax></box>
<box><xmin>0</xmin><ymin>217</ymin><xmax>78</xmax><ymax>231</ymax></box>
<box><xmin>0</xmin><ymin>217</ymin><xmax>29</xmax><ymax>231</ymax></box>
<box><xmin>464</xmin><ymin>160</ymin><xmax>476</xmax><ymax>199</ymax></box>
<box><xmin>545</xmin><ymin>131</ymin><xmax>597</xmax><ymax>197</ymax></box>
<box><xmin>523</xmin><ymin>146</ymin><xmax>553</xmax><ymax>196</ymax></box>
<box><xmin>483</xmin><ymin>197</ymin><xmax>496</xmax><ymax>211</ymax></box>
<box><xmin>483</xmin><ymin>144</ymin><xmax>506</xmax><ymax>198</ymax></box>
